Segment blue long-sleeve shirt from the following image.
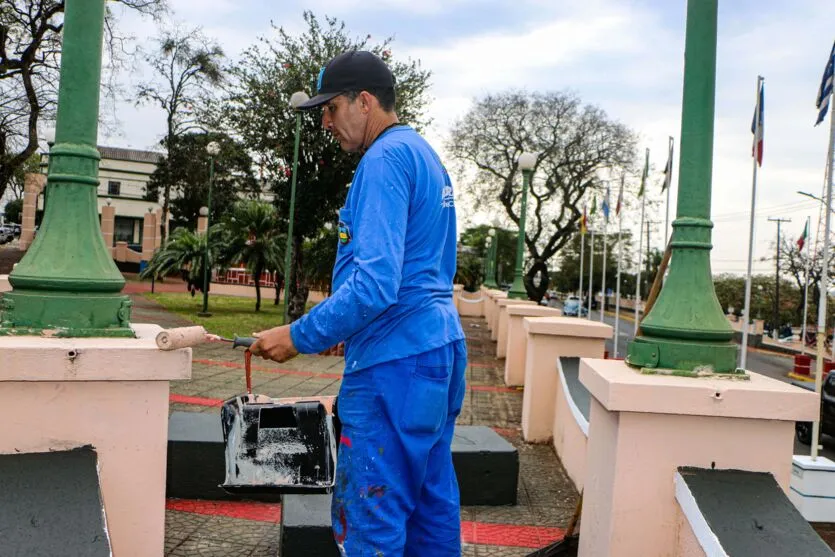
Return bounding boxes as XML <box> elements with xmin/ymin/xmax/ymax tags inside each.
<box><xmin>290</xmin><ymin>125</ymin><xmax>464</xmax><ymax>373</ymax></box>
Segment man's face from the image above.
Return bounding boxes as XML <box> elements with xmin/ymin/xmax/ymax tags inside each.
<box><xmin>321</xmin><ymin>94</ymin><xmax>367</xmax><ymax>153</ymax></box>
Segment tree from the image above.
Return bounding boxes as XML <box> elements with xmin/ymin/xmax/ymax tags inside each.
<box><xmin>136</xmin><ymin>26</ymin><xmax>224</xmax><ymax>242</ymax></box>
<box><xmin>454</xmin><ymin>250</ymin><xmax>484</xmax><ymax>292</ymax></box>
<box><xmin>3</xmin><ymin>197</ymin><xmax>21</xmax><ymax>222</ymax></box>
<box><xmin>218</xmin><ymin>200</ymin><xmax>282</xmax><ymax>312</ymax></box>
<box><xmin>144</xmin><ymin>132</ymin><xmax>258</xmax><ymax>229</ymax></box>
<box><xmin>446</xmin><ymin>91</ymin><xmax>637</xmax><ymax>300</ymax></box>
<box><xmin>0</xmin><ymin>0</ymin><xmax>166</xmax><ymax>202</ymax></box>
<box><xmin>140</xmin><ymin>226</ymin><xmax>224</xmax><ymax>296</ymax></box>
<box><xmin>222</xmin><ymin>12</ymin><xmax>432</xmax><ymax>322</ymax></box>
<box><xmin>458</xmin><ymin>225</ymin><xmax>518</xmax><ymax>287</ymax></box>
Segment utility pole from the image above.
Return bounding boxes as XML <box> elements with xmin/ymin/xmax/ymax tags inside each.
<box><xmin>768</xmin><ymin>217</ymin><xmax>791</xmax><ymax>339</ymax></box>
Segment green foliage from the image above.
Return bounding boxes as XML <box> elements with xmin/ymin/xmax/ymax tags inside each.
<box><xmin>453</xmin><ymin>251</ymin><xmax>484</xmax><ymax>292</ymax></box>
<box><xmin>139</xmin><ymin>226</ymin><xmax>224</xmax><ymax>294</ymax></box>
<box><xmin>458</xmin><ymin>225</ymin><xmax>517</xmax><ymax>287</ymax></box>
<box><xmin>220</xmin><ymin>12</ymin><xmax>432</xmax><ymax>318</ymax></box>
<box><xmin>145</xmin><ymin>292</ymin><xmax>290</xmax><ymax>338</ymax></box>
<box><xmin>217</xmin><ymin>200</ymin><xmax>283</xmax><ymax>312</ymax></box>
<box><xmin>3</xmin><ymin>197</ymin><xmax>22</xmax><ymax>223</ymax></box>
<box><xmin>144</xmin><ymin>132</ymin><xmax>257</xmax><ymax>228</ymax></box>
<box><xmin>554</xmin><ymin>232</ymin><xmax>634</xmax><ymax>294</ymax></box>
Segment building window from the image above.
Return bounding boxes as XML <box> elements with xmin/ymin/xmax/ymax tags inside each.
<box><xmin>108</xmin><ymin>181</ymin><xmax>121</xmax><ymax>196</ymax></box>
<box><xmin>114</xmin><ymin>216</ymin><xmax>135</xmax><ymax>244</ymax></box>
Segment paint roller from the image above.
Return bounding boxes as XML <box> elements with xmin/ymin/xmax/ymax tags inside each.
<box><xmin>155</xmin><ymin>326</ymin><xmax>256</xmax><ymax>351</ymax></box>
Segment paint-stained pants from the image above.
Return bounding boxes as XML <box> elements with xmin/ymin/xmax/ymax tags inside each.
<box><xmin>332</xmin><ymin>340</ymin><xmax>467</xmax><ymax>556</ymax></box>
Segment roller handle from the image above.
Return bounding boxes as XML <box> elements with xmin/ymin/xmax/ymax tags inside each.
<box><xmin>233</xmin><ymin>336</ymin><xmax>256</xmax><ymax>349</ymax></box>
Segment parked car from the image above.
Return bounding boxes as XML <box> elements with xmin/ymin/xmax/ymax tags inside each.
<box><xmin>562</xmin><ymin>296</ymin><xmax>588</xmax><ymax>317</ymax></box>
<box><xmin>795</xmin><ymin>373</ymin><xmax>835</xmax><ymax>444</ymax></box>
<box><xmin>0</xmin><ymin>226</ymin><xmax>13</xmax><ymax>244</ymax></box>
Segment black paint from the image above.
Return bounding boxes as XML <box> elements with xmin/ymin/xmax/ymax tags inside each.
<box><xmin>558</xmin><ymin>357</ymin><xmax>590</xmax><ymax>422</ymax></box>
<box><xmin>0</xmin><ymin>446</ymin><xmax>111</xmax><ymax>557</ymax></box>
<box><xmin>280</xmin><ymin>494</ymin><xmax>340</xmax><ymax>556</ymax></box>
<box><xmin>168</xmin><ymin>413</ymin><xmax>519</xmax><ymax>506</ymax></box>
<box><xmin>679</xmin><ymin>467</ymin><xmax>833</xmax><ymax>556</ymax></box>
<box><xmin>452</xmin><ymin>425</ymin><xmax>519</xmax><ymax>506</ymax></box>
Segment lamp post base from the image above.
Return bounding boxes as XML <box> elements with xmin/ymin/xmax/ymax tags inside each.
<box><xmin>0</xmin><ymin>290</ymin><xmax>134</xmax><ymax>338</ymax></box>
<box><xmin>626</xmin><ymin>335</ymin><xmax>738</xmax><ymax>373</ymax></box>
<box><xmin>197</xmin><ymin>312</ymin><xmax>213</xmax><ymax>318</ymax></box>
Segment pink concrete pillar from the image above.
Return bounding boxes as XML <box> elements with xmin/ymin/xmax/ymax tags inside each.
<box><xmin>0</xmin><ymin>324</ymin><xmax>192</xmax><ymax>556</ymax></box>
<box><xmin>19</xmin><ymin>173</ymin><xmax>46</xmax><ymax>250</ymax></box>
<box><xmin>521</xmin><ymin>317</ymin><xmax>611</xmax><ymax>443</ymax></box>
<box><xmin>486</xmin><ymin>290</ymin><xmax>505</xmax><ymax>333</ymax></box>
<box><xmin>114</xmin><ymin>241</ymin><xmax>127</xmax><ymax>263</ymax></box>
<box><xmin>142</xmin><ymin>212</ymin><xmax>157</xmax><ymax>261</ymax></box>
<box><xmin>495</xmin><ymin>299</ymin><xmax>538</xmax><ymax>357</ymax></box>
<box><xmin>155</xmin><ymin>208</ymin><xmax>163</xmax><ymax>249</ymax></box>
<box><xmin>100</xmin><ymin>204</ymin><xmax>115</xmax><ymax>257</ymax></box>
<box><xmin>577</xmin><ymin>358</ymin><xmax>818</xmax><ymax>557</ymax></box>
<box><xmin>503</xmin><ymin>306</ymin><xmax>562</xmax><ymax>386</ymax></box>
<box><xmin>489</xmin><ymin>292</ymin><xmax>509</xmax><ymax>340</ymax></box>
<box><xmin>196</xmin><ymin>215</ymin><xmax>208</xmax><ymax>235</ymax></box>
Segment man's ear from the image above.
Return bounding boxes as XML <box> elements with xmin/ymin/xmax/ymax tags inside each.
<box><xmin>359</xmin><ymin>91</ymin><xmax>376</xmax><ymax>113</ymax></box>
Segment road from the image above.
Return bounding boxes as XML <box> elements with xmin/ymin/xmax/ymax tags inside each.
<box><xmin>555</xmin><ymin>302</ymin><xmax>835</xmax><ymax>461</ymax></box>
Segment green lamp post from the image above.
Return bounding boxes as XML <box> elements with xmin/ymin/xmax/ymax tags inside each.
<box><xmin>0</xmin><ymin>0</ymin><xmax>132</xmax><ymax>337</ymax></box>
<box><xmin>198</xmin><ymin>140</ymin><xmax>221</xmax><ymax>317</ymax></box>
<box><xmin>283</xmin><ymin>91</ymin><xmax>309</xmax><ymax>325</ymax></box>
<box><xmin>626</xmin><ymin>0</ymin><xmax>737</xmax><ymax>373</ymax></box>
<box><xmin>508</xmin><ymin>152</ymin><xmax>537</xmax><ymax>300</ymax></box>
<box><xmin>485</xmin><ymin>228</ymin><xmax>499</xmax><ymax>288</ymax></box>
<box><xmin>483</xmin><ymin>237</ymin><xmax>492</xmax><ymax>286</ymax></box>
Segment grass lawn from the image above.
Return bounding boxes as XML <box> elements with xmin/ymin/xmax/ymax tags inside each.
<box><xmin>145</xmin><ymin>292</ymin><xmax>293</xmax><ymax>339</ymax></box>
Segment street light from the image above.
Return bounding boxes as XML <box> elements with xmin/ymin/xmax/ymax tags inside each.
<box><xmin>508</xmin><ymin>152</ymin><xmax>537</xmax><ymax>299</ymax></box>
<box><xmin>485</xmin><ymin>228</ymin><xmax>498</xmax><ymax>288</ymax></box>
<box><xmin>798</xmin><ymin>191</ymin><xmax>835</xmax><ymax>213</ymax></box>
<box><xmin>199</xmin><ymin>140</ymin><xmax>221</xmax><ymax>317</ymax></box>
<box><xmin>283</xmin><ymin>91</ymin><xmax>309</xmax><ymax>325</ymax></box>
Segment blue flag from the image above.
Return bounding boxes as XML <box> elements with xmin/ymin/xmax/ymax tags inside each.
<box><xmin>816</xmin><ymin>41</ymin><xmax>834</xmax><ymax>126</ymax></box>
<box><xmin>602</xmin><ymin>185</ymin><xmax>611</xmax><ymax>221</ymax></box>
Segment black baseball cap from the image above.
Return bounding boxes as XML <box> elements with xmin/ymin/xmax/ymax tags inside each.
<box><xmin>297</xmin><ymin>51</ymin><xmax>395</xmax><ymax>110</ymax></box>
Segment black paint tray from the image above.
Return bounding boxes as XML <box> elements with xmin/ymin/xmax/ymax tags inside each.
<box><xmin>220</xmin><ymin>395</ymin><xmax>337</xmax><ymax>495</ymax></box>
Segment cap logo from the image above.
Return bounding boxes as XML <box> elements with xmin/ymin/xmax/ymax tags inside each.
<box><xmin>316</xmin><ymin>67</ymin><xmax>325</xmax><ymax>93</ymax></box>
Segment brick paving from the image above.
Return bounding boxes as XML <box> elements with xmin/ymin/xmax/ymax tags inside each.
<box><xmin>131</xmin><ymin>293</ymin><xmax>579</xmax><ymax>556</ymax></box>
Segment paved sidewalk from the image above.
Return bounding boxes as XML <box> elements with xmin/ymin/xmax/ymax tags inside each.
<box><xmin>134</xmin><ymin>294</ymin><xmax>579</xmax><ymax>556</ymax></box>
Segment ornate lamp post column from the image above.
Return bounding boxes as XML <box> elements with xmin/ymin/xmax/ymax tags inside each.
<box><xmin>626</xmin><ymin>0</ymin><xmax>736</xmax><ymax>372</ymax></box>
<box><xmin>485</xmin><ymin>228</ymin><xmax>499</xmax><ymax>288</ymax></box>
<box><xmin>1</xmin><ymin>0</ymin><xmax>132</xmax><ymax>337</ymax></box>
<box><xmin>199</xmin><ymin>140</ymin><xmax>221</xmax><ymax>317</ymax></box>
<box><xmin>283</xmin><ymin>91</ymin><xmax>309</xmax><ymax>325</ymax></box>
<box><xmin>508</xmin><ymin>152</ymin><xmax>537</xmax><ymax>300</ymax></box>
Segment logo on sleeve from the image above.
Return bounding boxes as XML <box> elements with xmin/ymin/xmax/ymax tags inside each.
<box><xmin>338</xmin><ymin>220</ymin><xmax>352</xmax><ymax>245</ymax></box>
<box><xmin>441</xmin><ymin>186</ymin><xmax>455</xmax><ymax>208</ymax></box>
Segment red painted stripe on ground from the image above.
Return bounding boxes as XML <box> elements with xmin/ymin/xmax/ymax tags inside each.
<box><xmin>193</xmin><ymin>358</ymin><xmax>342</xmax><ymax>379</ymax></box>
<box><xmin>462</xmin><ymin>521</ymin><xmax>564</xmax><ymax>548</ymax></box>
<box><xmin>166</xmin><ymin>498</ymin><xmax>563</xmax><ymax>548</ymax></box>
<box><xmin>166</xmin><ymin>499</ymin><xmax>281</xmax><ymax>523</ymax></box>
<box><xmin>469</xmin><ymin>384</ymin><xmax>522</xmax><ymax>394</ymax></box>
<box><xmin>169</xmin><ymin>393</ymin><xmax>223</xmax><ymax>407</ymax></box>
<box><xmin>491</xmin><ymin>427</ymin><xmax>520</xmax><ymax>438</ymax></box>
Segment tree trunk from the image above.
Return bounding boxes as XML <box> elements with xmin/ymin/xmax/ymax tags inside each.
<box><xmin>254</xmin><ymin>265</ymin><xmax>263</xmax><ymax>312</ymax></box>
<box><xmin>288</xmin><ymin>236</ymin><xmax>309</xmax><ymax>322</ymax></box>
<box><xmin>275</xmin><ymin>273</ymin><xmax>283</xmax><ymax>305</ymax></box>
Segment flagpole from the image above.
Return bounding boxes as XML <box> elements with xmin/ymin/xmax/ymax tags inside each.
<box><xmin>578</xmin><ymin>231</ymin><xmax>585</xmax><ymax>300</ymax></box>
<box><xmin>664</xmin><ymin>136</ymin><xmax>673</xmax><ymax>248</ymax></box>
<box><xmin>614</xmin><ymin>214</ymin><xmax>623</xmax><ymax>358</ymax></box>
<box><xmin>813</xmin><ymin>72</ymin><xmax>835</xmax><ymax>461</ymax></box>
<box><xmin>740</xmin><ymin>75</ymin><xmax>764</xmax><ymax>370</ymax></box>
<box><xmin>588</xmin><ymin>229</ymin><xmax>595</xmax><ymax>320</ymax></box>
<box><xmin>634</xmin><ymin>191</ymin><xmax>647</xmax><ymax>335</ymax></box>
<box><xmin>802</xmin><ymin>215</ymin><xmax>811</xmax><ymax>350</ymax></box>
<box><xmin>601</xmin><ymin>222</ymin><xmax>608</xmax><ymax>323</ymax></box>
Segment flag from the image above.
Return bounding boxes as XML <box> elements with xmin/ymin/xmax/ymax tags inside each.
<box><xmin>580</xmin><ymin>205</ymin><xmax>588</xmax><ymax>234</ymax></box>
<box><xmin>798</xmin><ymin>220</ymin><xmax>809</xmax><ymax>251</ymax></box>
<box><xmin>638</xmin><ymin>149</ymin><xmax>649</xmax><ymax>197</ymax></box>
<box><xmin>751</xmin><ymin>81</ymin><xmax>764</xmax><ymax>166</ymax></box>
<box><xmin>591</xmin><ymin>195</ymin><xmax>597</xmax><ymax>215</ymax></box>
<box><xmin>616</xmin><ymin>175</ymin><xmax>624</xmax><ymax>216</ymax></box>
<box><xmin>661</xmin><ymin>137</ymin><xmax>674</xmax><ymax>191</ymax></box>
<box><xmin>816</xmin><ymin>40</ymin><xmax>835</xmax><ymax>126</ymax></box>
<box><xmin>602</xmin><ymin>185</ymin><xmax>611</xmax><ymax>221</ymax></box>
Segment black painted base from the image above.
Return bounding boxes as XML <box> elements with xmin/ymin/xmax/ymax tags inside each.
<box><xmin>167</xmin><ymin>412</ymin><xmax>518</xmax><ymax>506</ymax></box>
<box><xmin>280</xmin><ymin>494</ymin><xmax>340</xmax><ymax>557</ymax></box>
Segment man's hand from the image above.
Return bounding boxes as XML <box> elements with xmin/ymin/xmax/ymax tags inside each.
<box><xmin>250</xmin><ymin>325</ymin><xmax>299</xmax><ymax>363</ymax></box>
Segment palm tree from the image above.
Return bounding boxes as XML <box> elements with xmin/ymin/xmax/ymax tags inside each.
<box><xmin>140</xmin><ymin>226</ymin><xmax>223</xmax><ymax>296</ymax></box>
<box><xmin>218</xmin><ymin>200</ymin><xmax>283</xmax><ymax>312</ymax></box>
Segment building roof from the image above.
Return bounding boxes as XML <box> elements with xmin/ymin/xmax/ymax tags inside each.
<box><xmin>98</xmin><ymin>146</ymin><xmax>162</xmax><ymax>165</ymax></box>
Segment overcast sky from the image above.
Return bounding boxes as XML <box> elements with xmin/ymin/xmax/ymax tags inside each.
<box><xmin>103</xmin><ymin>0</ymin><xmax>835</xmax><ymax>277</ymax></box>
